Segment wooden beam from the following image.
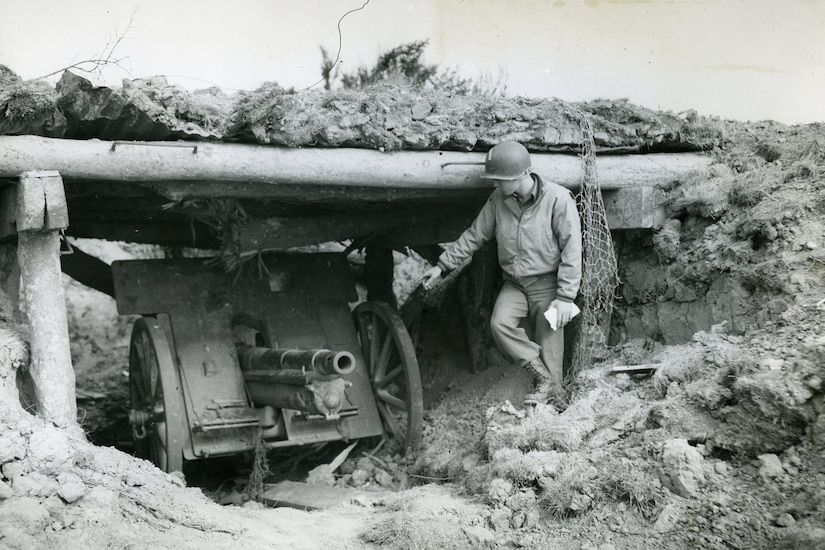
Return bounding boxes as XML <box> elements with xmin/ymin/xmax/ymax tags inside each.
<box><xmin>0</xmin><ymin>136</ymin><xmax>713</xmax><ymax>198</ymax></box>
<box><xmin>237</xmin><ymin>204</ymin><xmax>479</xmax><ymax>252</ymax></box>
<box><xmin>17</xmin><ymin>171</ymin><xmax>76</xmax><ymax>426</ymax></box>
<box><xmin>68</xmin><ymin>220</ymin><xmax>217</xmax><ymax>248</ymax></box>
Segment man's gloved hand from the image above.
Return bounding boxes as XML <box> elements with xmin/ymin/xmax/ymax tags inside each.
<box><xmin>547</xmin><ymin>299</ymin><xmax>577</xmax><ymax>328</ymax></box>
<box><xmin>420</xmin><ymin>265</ymin><xmax>443</xmax><ymax>291</ymax></box>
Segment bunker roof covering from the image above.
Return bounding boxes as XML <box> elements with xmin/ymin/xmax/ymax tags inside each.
<box><xmin>0</xmin><ymin>67</ymin><xmax>722</xmax><ymax>260</ymax></box>
<box><xmin>1</xmin><ymin>68</ymin><xmax>724</xmax><ymax>152</ymax></box>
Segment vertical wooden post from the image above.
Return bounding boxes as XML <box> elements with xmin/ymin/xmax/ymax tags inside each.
<box><xmin>16</xmin><ymin>170</ymin><xmax>76</xmax><ymax>426</ymax></box>
<box><xmin>457</xmin><ymin>243</ymin><xmax>500</xmax><ymax>373</ymax></box>
<box><xmin>364</xmin><ymin>246</ymin><xmax>398</xmax><ymax>309</ymax></box>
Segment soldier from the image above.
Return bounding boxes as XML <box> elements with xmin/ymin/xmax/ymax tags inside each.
<box><xmin>421</xmin><ymin>141</ymin><xmax>582</xmax><ymax>408</ymax></box>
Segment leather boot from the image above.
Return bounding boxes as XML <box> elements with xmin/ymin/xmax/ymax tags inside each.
<box><xmin>522</xmin><ymin>357</ymin><xmax>568</xmax><ymax>409</ymax></box>
<box><xmin>522</xmin><ymin>357</ymin><xmax>553</xmax><ymax>406</ymax></box>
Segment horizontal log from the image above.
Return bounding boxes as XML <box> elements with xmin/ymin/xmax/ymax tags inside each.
<box><xmin>0</xmin><ymin>136</ymin><xmax>713</xmax><ymax>199</ymax></box>
<box><xmin>68</xmin><ymin>220</ymin><xmax>218</xmax><ymax>248</ymax></box>
<box><xmin>238</xmin><ymin>204</ymin><xmax>479</xmax><ymax>252</ymax></box>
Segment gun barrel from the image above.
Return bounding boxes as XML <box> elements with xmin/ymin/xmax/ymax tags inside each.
<box><xmin>237</xmin><ymin>345</ymin><xmax>356</xmax><ymax>376</ymax></box>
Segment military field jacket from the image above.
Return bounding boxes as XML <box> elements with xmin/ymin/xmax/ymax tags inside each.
<box><xmin>437</xmin><ymin>173</ymin><xmax>582</xmax><ymax>302</ymax></box>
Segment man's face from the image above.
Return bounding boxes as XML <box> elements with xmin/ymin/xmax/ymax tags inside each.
<box><xmin>497</xmin><ymin>177</ymin><xmax>521</xmax><ymax>197</ymax></box>
<box><xmin>496</xmin><ymin>173</ymin><xmax>531</xmax><ymax>199</ymax></box>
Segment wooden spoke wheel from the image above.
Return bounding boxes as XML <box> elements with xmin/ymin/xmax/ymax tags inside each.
<box><xmin>129</xmin><ymin>316</ymin><xmax>186</xmax><ymax>473</ymax></box>
<box><xmin>354</xmin><ymin>301</ymin><xmax>423</xmax><ymax>451</ymax></box>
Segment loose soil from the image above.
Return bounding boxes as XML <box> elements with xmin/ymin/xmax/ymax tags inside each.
<box><xmin>2</xmin><ymin>119</ymin><xmax>825</xmax><ymax>550</ymax></box>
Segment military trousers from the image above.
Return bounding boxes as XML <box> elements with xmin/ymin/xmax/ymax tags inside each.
<box><xmin>489</xmin><ymin>274</ymin><xmax>564</xmax><ymax>387</ymax></box>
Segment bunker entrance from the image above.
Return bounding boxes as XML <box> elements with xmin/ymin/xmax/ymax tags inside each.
<box><xmin>65</xmin><ymin>225</ymin><xmax>656</xmax><ymax>502</ymax></box>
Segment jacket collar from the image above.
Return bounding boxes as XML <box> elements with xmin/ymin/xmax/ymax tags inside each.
<box><xmin>503</xmin><ymin>173</ymin><xmax>544</xmax><ymax>214</ymax></box>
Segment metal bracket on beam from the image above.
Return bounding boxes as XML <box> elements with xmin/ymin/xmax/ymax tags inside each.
<box><xmin>110</xmin><ymin>141</ymin><xmax>199</xmax><ymax>154</ymax></box>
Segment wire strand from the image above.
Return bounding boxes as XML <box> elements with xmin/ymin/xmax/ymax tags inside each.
<box><xmin>295</xmin><ymin>0</ymin><xmax>371</xmax><ymax>93</ymax></box>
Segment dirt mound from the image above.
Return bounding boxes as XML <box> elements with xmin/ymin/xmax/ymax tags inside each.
<box><xmin>406</xmin><ymin>120</ymin><xmax>825</xmax><ymax>549</ymax></box>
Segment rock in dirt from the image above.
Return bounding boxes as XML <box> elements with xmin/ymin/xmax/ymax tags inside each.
<box><xmin>356</xmin><ymin>457</ymin><xmax>376</xmax><ymax>473</ymax></box>
<box><xmin>486</xmin><ymin>478</ymin><xmax>514</xmax><ymax>504</ymax></box>
<box><xmin>1</xmin><ymin>459</ymin><xmax>31</xmax><ymax>481</ymax></box>
<box><xmin>524</xmin><ymin>508</ymin><xmax>541</xmax><ymax>528</ymax></box>
<box><xmin>0</xmin><ymin>479</ymin><xmax>12</xmax><ymax>500</ymax></box>
<box><xmin>350</xmin><ymin>469</ymin><xmax>371</xmax><ymax>487</ymax></box>
<box><xmin>661</xmin><ymin>438</ymin><xmax>705</xmax><ymax>498</ymax></box>
<box><xmin>57</xmin><ymin>471</ymin><xmax>87</xmax><ymax>503</ymax></box>
<box><xmin>0</xmin><ymin>496</ymin><xmax>50</xmax><ymax>534</ymax></box>
<box><xmin>75</xmin><ymin>486</ymin><xmax>119</xmax><ymax>525</ymax></box>
<box><xmin>463</xmin><ymin>525</ymin><xmax>496</xmax><ymax>548</ymax></box>
<box><xmin>374</xmin><ymin>468</ymin><xmax>394</xmax><ymax>487</ymax></box>
<box><xmin>488</xmin><ymin>506</ymin><xmax>511</xmax><ymax>531</ymax></box>
<box><xmin>775</xmin><ymin>512</ymin><xmax>796</xmax><ymax>527</ymax></box>
<box><xmin>0</xmin><ymin>431</ymin><xmax>26</xmax><ymax>463</ymax></box>
<box><xmin>504</xmin><ymin>489</ymin><xmax>537</xmax><ymax>512</ymax></box>
<box><xmin>27</xmin><ymin>425</ymin><xmax>75</xmax><ymax>474</ymax></box>
<box><xmin>12</xmin><ymin>471</ymin><xmax>59</xmax><ymax>498</ymax></box>
<box><xmin>758</xmin><ymin>453</ymin><xmax>786</xmax><ymax>480</ymax></box>
<box><xmin>777</xmin><ymin>527</ymin><xmax>825</xmax><ymax>549</ymax></box>
<box><xmin>653</xmin><ymin>501</ymin><xmax>685</xmax><ymax>532</ymax></box>
<box><xmin>306</xmin><ymin>464</ymin><xmax>336</xmax><ymax>487</ymax></box>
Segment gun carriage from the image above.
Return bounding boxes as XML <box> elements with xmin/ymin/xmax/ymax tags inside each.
<box><xmin>113</xmin><ymin>252</ymin><xmax>422</xmax><ymax>472</ymax></box>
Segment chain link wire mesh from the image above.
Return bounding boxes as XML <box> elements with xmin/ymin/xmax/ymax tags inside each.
<box><xmin>566</xmin><ymin>105</ymin><xmax>620</xmax><ymax>377</ymax></box>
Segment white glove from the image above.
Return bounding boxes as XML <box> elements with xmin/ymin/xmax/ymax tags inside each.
<box><xmin>420</xmin><ymin>266</ymin><xmax>443</xmax><ymax>291</ymax></box>
<box><xmin>544</xmin><ymin>300</ymin><xmax>580</xmax><ymax>330</ymax></box>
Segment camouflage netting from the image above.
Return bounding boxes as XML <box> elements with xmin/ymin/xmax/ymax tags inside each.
<box><xmin>565</xmin><ymin>105</ymin><xmax>620</xmax><ymax>376</ymax></box>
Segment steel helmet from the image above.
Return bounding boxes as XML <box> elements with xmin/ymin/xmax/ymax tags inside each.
<box><xmin>483</xmin><ymin>141</ymin><xmax>531</xmax><ymax>180</ymax></box>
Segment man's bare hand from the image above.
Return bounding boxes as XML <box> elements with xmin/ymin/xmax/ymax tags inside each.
<box><xmin>420</xmin><ymin>266</ymin><xmax>443</xmax><ymax>291</ymax></box>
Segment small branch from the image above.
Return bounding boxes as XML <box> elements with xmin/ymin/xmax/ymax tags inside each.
<box><xmin>37</xmin><ymin>9</ymin><xmax>136</xmax><ymax>81</ymax></box>
<box><xmin>362</xmin><ymin>452</ymin><xmax>388</xmax><ymax>470</ymax></box>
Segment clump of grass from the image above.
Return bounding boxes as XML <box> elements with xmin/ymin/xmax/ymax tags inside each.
<box><xmin>651</xmin><ymin>344</ymin><xmax>706</xmax><ymax>397</ymax></box>
<box><xmin>361</xmin><ymin>486</ymin><xmax>482</xmax><ymax>549</ymax></box>
<box><xmin>728</xmin><ymin>177</ymin><xmax>767</xmax><ymax>208</ymax></box>
<box><xmin>485</xmin><ymin>404</ymin><xmax>593</xmax><ymax>453</ymax></box>
<box><xmin>162</xmin><ymin>198</ymin><xmax>253</xmax><ymax>273</ymax></box>
<box><xmin>754</xmin><ymin>141</ymin><xmax>781</xmax><ymax>163</ymax></box>
<box><xmin>599</xmin><ymin>457</ymin><xmax>665</xmax><ymax>519</ymax></box>
<box><xmin>1</xmin><ymin>78</ymin><xmax>57</xmax><ymax>121</ymax></box>
<box><xmin>489</xmin><ymin>448</ymin><xmax>566</xmax><ymax>485</ymax></box>
<box><xmin>537</xmin><ymin>461</ymin><xmax>598</xmax><ymax>518</ymax></box>
<box><xmin>785</xmin><ymin>160</ymin><xmax>818</xmax><ymax>182</ymax></box>
<box><xmin>794</xmin><ymin>137</ymin><xmax>825</xmax><ymax>164</ymax></box>
<box><xmin>666</xmin><ymin>172</ymin><xmax>733</xmax><ymax>220</ymax></box>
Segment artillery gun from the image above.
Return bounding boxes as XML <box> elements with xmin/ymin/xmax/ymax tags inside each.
<box><xmin>113</xmin><ymin>252</ymin><xmax>422</xmax><ymax>473</ymax></box>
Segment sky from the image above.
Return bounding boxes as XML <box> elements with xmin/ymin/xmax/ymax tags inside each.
<box><xmin>1</xmin><ymin>0</ymin><xmax>823</xmax><ymax>124</ymax></box>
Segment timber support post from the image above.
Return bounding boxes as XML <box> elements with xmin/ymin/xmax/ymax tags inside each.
<box><xmin>16</xmin><ymin>170</ymin><xmax>77</xmax><ymax>426</ymax></box>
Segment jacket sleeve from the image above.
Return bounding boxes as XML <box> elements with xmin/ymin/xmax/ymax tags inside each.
<box><xmin>552</xmin><ymin>191</ymin><xmax>583</xmax><ymax>302</ymax></box>
<box><xmin>437</xmin><ymin>194</ymin><xmax>497</xmax><ymax>272</ymax></box>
